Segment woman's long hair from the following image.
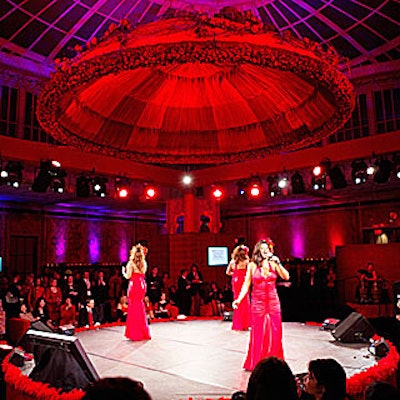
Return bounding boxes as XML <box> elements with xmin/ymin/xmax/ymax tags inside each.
<box><xmin>246</xmin><ymin>357</ymin><xmax>298</xmax><ymax>400</ymax></box>
<box><xmin>252</xmin><ymin>238</ymin><xmax>274</xmax><ymax>267</ymax></box>
<box><xmin>124</xmin><ymin>244</ymin><xmax>147</xmax><ymax>278</ymax></box>
<box><xmin>231</xmin><ymin>245</ymin><xmax>249</xmax><ymax>264</ymax></box>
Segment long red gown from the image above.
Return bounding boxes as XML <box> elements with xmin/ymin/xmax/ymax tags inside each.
<box><xmin>125</xmin><ymin>273</ymin><xmax>151</xmax><ymax>341</ymax></box>
<box><xmin>232</xmin><ymin>268</ymin><xmax>251</xmax><ymax>330</ymax></box>
<box><xmin>243</xmin><ymin>266</ymin><xmax>284</xmax><ymax>371</ymax></box>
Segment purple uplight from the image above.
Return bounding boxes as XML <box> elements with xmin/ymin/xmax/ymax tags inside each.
<box><xmin>291</xmin><ymin>220</ymin><xmax>305</xmax><ymax>258</ymax></box>
<box><xmin>55</xmin><ymin>220</ymin><xmax>67</xmax><ymax>263</ymax></box>
<box><xmin>119</xmin><ymin>239</ymin><xmax>129</xmax><ymax>263</ymax></box>
<box><xmin>88</xmin><ymin>222</ymin><xmax>100</xmax><ymax>263</ymax></box>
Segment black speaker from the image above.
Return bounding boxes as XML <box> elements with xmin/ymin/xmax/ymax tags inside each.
<box><xmin>332</xmin><ymin>312</ymin><xmax>375</xmax><ymax>343</ymax></box>
<box><xmin>22</xmin><ymin>329</ymin><xmax>99</xmax><ymax>392</ymax></box>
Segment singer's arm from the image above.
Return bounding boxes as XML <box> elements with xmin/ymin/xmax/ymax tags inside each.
<box><xmin>271</xmin><ymin>256</ymin><xmax>290</xmax><ymax>281</ymax></box>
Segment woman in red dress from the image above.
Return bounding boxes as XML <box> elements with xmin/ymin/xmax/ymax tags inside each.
<box><xmin>226</xmin><ymin>244</ymin><xmax>251</xmax><ymax>330</ymax></box>
<box><xmin>233</xmin><ymin>238</ymin><xmax>290</xmax><ymax>371</ymax></box>
<box><xmin>123</xmin><ymin>244</ymin><xmax>151</xmax><ymax>341</ymax></box>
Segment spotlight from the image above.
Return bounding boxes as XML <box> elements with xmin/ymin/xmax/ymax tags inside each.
<box><xmin>267</xmin><ymin>176</ymin><xmax>279</xmax><ymax>197</ymax></box>
<box><xmin>0</xmin><ymin>161</ymin><xmax>23</xmax><ymax>188</ymax></box>
<box><xmin>249</xmin><ymin>182</ymin><xmax>261</xmax><ymax>198</ymax></box>
<box><xmin>211</xmin><ymin>185</ymin><xmax>224</xmax><ymax>200</ymax></box>
<box><xmin>76</xmin><ymin>175</ymin><xmax>91</xmax><ymax>197</ymax></box>
<box><xmin>115</xmin><ymin>177</ymin><xmax>130</xmax><ymax>198</ymax></box>
<box><xmin>373</xmin><ymin>158</ymin><xmax>392</xmax><ymax>183</ymax></box>
<box><xmin>32</xmin><ymin>160</ymin><xmax>66</xmax><ymax>193</ymax></box>
<box><xmin>92</xmin><ymin>177</ymin><xmax>108</xmax><ymax>197</ymax></box>
<box><xmin>291</xmin><ymin>172</ymin><xmax>305</xmax><ymax>194</ymax></box>
<box><xmin>237</xmin><ymin>180</ymin><xmax>247</xmax><ymax>197</ymax></box>
<box><xmin>50</xmin><ymin>177</ymin><xmax>66</xmax><ymax>194</ymax></box>
<box><xmin>393</xmin><ymin>154</ymin><xmax>400</xmax><ymax>179</ymax></box>
<box><xmin>351</xmin><ymin>160</ymin><xmax>368</xmax><ymax>185</ymax></box>
<box><xmin>328</xmin><ymin>165</ymin><xmax>347</xmax><ymax>189</ymax></box>
<box><xmin>182</xmin><ymin>175</ymin><xmax>192</xmax><ymax>185</ymax></box>
<box><xmin>145</xmin><ymin>185</ymin><xmax>157</xmax><ymax>199</ymax></box>
<box><xmin>312</xmin><ymin>175</ymin><xmax>326</xmax><ymax>190</ymax></box>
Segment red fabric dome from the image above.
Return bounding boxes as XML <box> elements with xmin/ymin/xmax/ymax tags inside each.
<box><xmin>37</xmin><ymin>12</ymin><xmax>355</xmax><ymax>165</ymax></box>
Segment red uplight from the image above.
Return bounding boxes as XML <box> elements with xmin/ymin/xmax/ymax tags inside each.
<box><xmin>145</xmin><ymin>186</ymin><xmax>157</xmax><ymax>199</ymax></box>
<box><xmin>313</xmin><ymin>166</ymin><xmax>322</xmax><ymax>176</ymax></box>
<box><xmin>212</xmin><ymin>187</ymin><xmax>223</xmax><ymax>199</ymax></box>
<box><xmin>118</xmin><ymin>188</ymin><xmax>128</xmax><ymax>198</ymax></box>
<box><xmin>250</xmin><ymin>184</ymin><xmax>261</xmax><ymax>197</ymax></box>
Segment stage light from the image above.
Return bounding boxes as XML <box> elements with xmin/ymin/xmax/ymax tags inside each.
<box><xmin>145</xmin><ymin>185</ymin><xmax>157</xmax><ymax>199</ymax></box>
<box><xmin>115</xmin><ymin>177</ymin><xmax>130</xmax><ymax>198</ymax></box>
<box><xmin>393</xmin><ymin>154</ymin><xmax>400</xmax><ymax>179</ymax></box>
<box><xmin>211</xmin><ymin>185</ymin><xmax>224</xmax><ymax>200</ymax></box>
<box><xmin>328</xmin><ymin>165</ymin><xmax>347</xmax><ymax>189</ymax></box>
<box><xmin>312</xmin><ymin>175</ymin><xmax>326</xmax><ymax>190</ymax></box>
<box><xmin>237</xmin><ymin>180</ymin><xmax>247</xmax><ymax>197</ymax></box>
<box><xmin>351</xmin><ymin>160</ymin><xmax>368</xmax><ymax>185</ymax></box>
<box><xmin>50</xmin><ymin>177</ymin><xmax>66</xmax><ymax>194</ymax></box>
<box><xmin>291</xmin><ymin>172</ymin><xmax>305</xmax><ymax>194</ymax></box>
<box><xmin>92</xmin><ymin>177</ymin><xmax>108</xmax><ymax>197</ymax></box>
<box><xmin>0</xmin><ymin>161</ymin><xmax>23</xmax><ymax>188</ymax></box>
<box><xmin>32</xmin><ymin>160</ymin><xmax>66</xmax><ymax>193</ymax></box>
<box><xmin>373</xmin><ymin>158</ymin><xmax>392</xmax><ymax>183</ymax></box>
<box><xmin>249</xmin><ymin>184</ymin><xmax>259</xmax><ymax>197</ymax></box>
<box><xmin>267</xmin><ymin>176</ymin><xmax>279</xmax><ymax>197</ymax></box>
<box><xmin>182</xmin><ymin>175</ymin><xmax>192</xmax><ymax>185</ymax></box>
<box><xmin>76</xmin><ymin>175</ymin><xmax>91</xmax><ymax>197</ymax></box>
<box><xmin>313</xmin><ymin>165</ymin><xmax>322</xmax><ymax>176</ymax></box>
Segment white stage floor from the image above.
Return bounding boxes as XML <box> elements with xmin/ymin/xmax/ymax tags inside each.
<box><xmin>76</xmin><ymin>320</ymin><xmax>377</xmax><ymax>400</ymax></box>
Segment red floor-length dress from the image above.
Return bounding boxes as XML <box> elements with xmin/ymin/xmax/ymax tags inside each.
<box><xmin>125</xmin><ymin>272</ymin><xmax>151</xmax><ymax>341</ymax></box>
<box><xmin>243</xmin><ymin>266</ymin><xmax>284</xmax><ymax>371</ymax></box>
<box><xmin>232</xmin><ymin>268</ymin><xmax>251</xmax><ymax>330</ymax></box>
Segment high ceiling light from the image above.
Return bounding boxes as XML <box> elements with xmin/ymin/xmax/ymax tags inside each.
<box><xmin>211</xmin><ymin>185</ymin><xmax>224</xmax><ymax>200</ymax></box>
<box><xmin>182</xmin><ymin>175</ymin><xmax>192</xmax><ymax>185</ymax></box>
<box><xmin>145</xmin><ymin>184</ymin><xmax>157</xmax><ymax>199</ymax></box>
<box><xmin>267</xmin><ymin>175</ymin><xmax>279</xmax><ymax>198</ymax></box>
<box><xmin>76</xmin><ymin>175</ymin><xmax>91</xmax><ymax>197</ymax></box>
<box><xmin>237</xmin><ymin>180</ymin><xmax>247</xmax><ymax>197</ymax></box>
<box><xmin>351</xmin><ymin>160</ymin><xmax>368</xmax><ymax>185</ymax></box>
<box><xmin>32</xmin><ymin>160</ymin><xmax>66</xmax><ymax>193</ymax></box>
<box><xmin>328</xmin><ymin>164</ymin><xmax>347</xmax><ymax>189</ymax></box>
<box><xmin>373</xmin><ymin>158</ymin><xmax>392</xmax><ymax>183</ymax></box>
<box><xmin>291</xmin><ymin>172</ymin><xmax>305</xmax><ymax>194</ymax></box>
<box><xmin>0</xmin><ymin>161</ymin><xmax>23</xmax><ymax>188</ymax></box>
<box><xmin>92</xmin><ymin>177</ymin><xmax>108</xmax><ymax>197</ymax></box>
<box><xmin>115</xmin><ymin>177</ymin><xmax>130</xmax><ymax>198</ymax></box>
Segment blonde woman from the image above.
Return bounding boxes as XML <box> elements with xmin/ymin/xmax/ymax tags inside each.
<box><xmin>123</xmin><ymin>244</ymin><xmax>151</xmax><ymax>341</ymax></box>
<box><xmin>226</xmin><ymin>244</ymin><xmax>251</xmax><ymax>330</ymax></box>
<box><xmin>233</xmin><ymin>238</ymin><xmax>289</xmax><ymax>370</ymax></box>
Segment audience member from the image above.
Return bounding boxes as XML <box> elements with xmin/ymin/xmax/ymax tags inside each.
<box><xmin>365</xmin><ymin>381</ymin><xmax>400</xmax><ymax>400</ymax></box>
<box><xmin>44</xmin><ymin>278</ymin><xmax>62</xmax><ymax>324</ymax></box>
<box><xmin>82</xmin><ymin>377</ymin><xmax>152</xmax><ymax>400</ymax></box>
<box><xmin>78</xmin><ymin>298</ymin><xmax>100</xmax><ymax>328</ymax></box>
<box><xmin>301</xmin><ymin>358</ymin><xmax>347</xmax><ymax>400</ymax></box>
<box><xmin>93</xmin><ymin>270</ymin><xmax>110</xmax><ymax>323</ymax></box>
<box><xmin>32</xmin><ymin>297</ymin><xmax>54</xmax><ymax>329</ymax></box>
<box><xmin>146</xmin><ymin>265</ymin><xmax>163</xmax><ymax>305</ymax></box>
<box><xmin>19</xmin><ymin>302</ymin><xmax>39</xmax><ymax>323</ymax></box>
<box><xmin>59</xmin><ymin>296</ymin><xmax>76</xmax><ymax>326</ymax></box>
<box><xmin>116</xmin><ymin>295</ymin><xmax>129</xmax><ymax>322</ymax></box>
<box><xmin>187</xmin><ymin>264</ymin><xmax>203</xmax><ymax>316</ymax></box>
<box><xmin>177</xmin><ymin>269</ymin><xmax>191</xmax><ymax>316</ymax></box>
<box><xmin>63</xmin><ymin>274</ymin><xmax>80</xmax><ymax>308</ymax></box>
<box><xmin>246</xmin><ymin>356</ymin><xmax>298</xmax><ymax>400</ymax></box>
<box><xmin>154</xmin><ymin>292</ymin><xmax>171</xmax><ymax>319</ymax></box>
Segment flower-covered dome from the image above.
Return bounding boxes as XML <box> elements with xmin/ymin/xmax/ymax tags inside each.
<box><xmin>37</xmin><ymin>9</ymin><xmax>355</xmax><ymax>165</ymax></box>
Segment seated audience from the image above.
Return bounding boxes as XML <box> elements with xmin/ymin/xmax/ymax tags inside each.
<box><xmin>78</xmin><ymin>298</ymin><xmax>101</xmax><ymax>328</ymax></box>
<box><xmin>154</xmin><ymin>292</ymin><xmax>171</xmax><ymax>319</ymax></box>
<box><xmin>19</xmin><ymin>302</ymin><xmax>39</xmax><ymax>323</ymax></box>
<box><xmin>32</xmin><ymin>297</ymin><xmax>54</xmax><ymax>329</ymax></box>
<box><xmin>301</xmin><ymin>358</ymin><xmax>347</xmax><ymax>400</ymax></box>
<box><xmin>244</xmin><ymin>356</ymin><xmax>298</xmax><ymax>400</ymax></box>
<box><xmin>365</xmin><ymin>381</ymin><xmax>400</xmax><ymax>400</ymax></box>
<box><xmin>82</xmin><ymin>377</ymin><xmax>152</xmax><ymax>400</ymax></box>
<box><xmin>116</xmin><ymin>295</ymin><xmax>129</xmax><ymax>322</ymax></box>
<box><xmin>144</xmin><ymin>295</ymin><xmax>155</xmax><ymax>321</ymax></box>
<box><xmin>59</xmin><ymin>296</ymin><xmax>76</xmax><ymax>326</ymax></box>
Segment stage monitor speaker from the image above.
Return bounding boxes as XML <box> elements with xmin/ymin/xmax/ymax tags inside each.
<box><xmin>31</xmin><ymin>320</ymin><xmax>53</xmax><ymax>333</ymax></box>
<box><xmin>23</xmin><ymin>329</ymin><xmax>99</xmax><ymax>392</ymax></box>
<box><xmin>332</xmin><ymin>312</ymin><xmax>375</xmax><ymax>343</ymax></box>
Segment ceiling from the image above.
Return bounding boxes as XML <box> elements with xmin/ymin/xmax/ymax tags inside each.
<box><xmin>0</xmin><ymin>1</ymin><xmax>400</xmax><ymax>218</ymax></box>
<box><xmin>1</xmin><ymin>0</ymin><xmax>400</xmax><ymax>73</ymax></box>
